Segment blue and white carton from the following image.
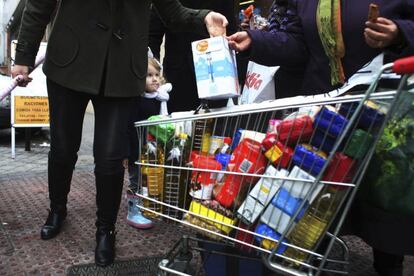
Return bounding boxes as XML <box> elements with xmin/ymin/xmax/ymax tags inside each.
<box><xmin>191</xmin><ymin>36</ymin><xmax>239</xmax><ymax>100</ymax></box>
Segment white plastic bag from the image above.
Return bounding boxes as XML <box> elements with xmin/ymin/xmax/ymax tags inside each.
<box><xmin>239</xmin><ymin>61</ymin><xmax>279</xmax><ymax>104</ymax></box>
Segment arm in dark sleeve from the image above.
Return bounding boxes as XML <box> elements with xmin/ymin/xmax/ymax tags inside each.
<box><xmin>246</xmin><ymin>0</ymin><xmax>309</xmax><ymax>67</ymax></box>
<box><xmin>152</xmin><ymin>0</ymin><xmax>210</xmax><ymax>35</ymax></box>
<box><xmin>385</xmin><ymin>1</ymin><xmax>414</xmax><ymax>57</ymax></box>
<box><xmin>15</xmin><ymin>0</ymin><xmax>57</xmax><ymax>66</ymax></box>
<box><xmin>149</xmin><ymin>6</ymin><xmax>167</xmax><ymax>60</ymax></box>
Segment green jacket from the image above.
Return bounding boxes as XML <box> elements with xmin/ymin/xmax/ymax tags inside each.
<box><xmin>15</xmin><ymin>0</ymin><xmax>210</xmax><ymax>97</ymax></box>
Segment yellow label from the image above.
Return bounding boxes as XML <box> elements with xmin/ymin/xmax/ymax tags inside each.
<box><xmin>265</xmin><ymin>145</ymin><xmax>282</xmax><ymax>163</ymax></box>
<box><xmin>262</xmin><ymin>239</ymin><xmax>276</xmax><ymax>250</ymax></box>
<box><xmin>259</xmin><ymin>185</ymin><xmax>270</xmax><ymax>195</ymax></box>
<box><xmin>201</xmin><ymin>134</ymin><xmax>211</xmax><ymax>154</ymax></box>
<box><xmin>14</xmin><ymin>96</ymin><xmax>49</xmax><ymax>125</ymax></box>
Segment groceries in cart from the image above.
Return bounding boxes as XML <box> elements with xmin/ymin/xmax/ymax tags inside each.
<box><xmin>136</xmin><ymin>95</ymin><xmax>390</xmax><ymax>271</ymax></box>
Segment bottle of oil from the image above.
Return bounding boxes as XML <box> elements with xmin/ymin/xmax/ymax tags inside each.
<box><xmin>283</xmin><ymin>185</ymin><xmax>344</xmax><ymax>264</ymax></box>
<box><xmin>141</xmin><ymin>135</ymin><xmax>165</xmax><ymax>218</ymax></box>
<box><xmin>192</xmin><ymin>104</ymin><xmax>214</xmax><ymax>155</ymax></box>
<box><xmin>163</xmin><ymin>133</ymin><xmax>189</xmax><ymax>219</ymax></box>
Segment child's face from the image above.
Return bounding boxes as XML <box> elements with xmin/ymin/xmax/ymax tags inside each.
<box><xmin>145</xmin><ymin>64</ymin><xmax>160</xmax><ymax>92</ymax></box>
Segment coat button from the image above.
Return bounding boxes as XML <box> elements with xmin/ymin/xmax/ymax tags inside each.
<box><xmin>96</xmin><ymin>23</ymin><xmax>109</xmax><ymax>31</ymax></box>
<box><xmin>112</xmin><ymin>30</ymin><xmax>123</xmax><ymax>40</ymax></box>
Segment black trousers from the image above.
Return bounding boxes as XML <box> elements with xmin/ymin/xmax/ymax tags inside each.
<box><xmin>47</xmin><ymin>79</ymin><xmax>135</xmax><ymax>228</ymax></box>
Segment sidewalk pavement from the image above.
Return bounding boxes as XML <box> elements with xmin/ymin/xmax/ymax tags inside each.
<box><xmin>0</xmin><ymin>112</ymin><xmax>413</xmax><ymax>275</ymax></box>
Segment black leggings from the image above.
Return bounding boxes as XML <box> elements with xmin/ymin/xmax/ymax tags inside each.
<box><xmin>47</xmin><ymin>79</ymin><xmax>135</xmax><ymax>175</ymax></box>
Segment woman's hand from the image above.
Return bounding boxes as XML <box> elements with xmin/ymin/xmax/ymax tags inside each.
<box><xmin>240</xmin><ymin>17</ymin><xmax>250</xmax><ymax>31</ymax></box>
<box><xmin>364</xmin><ymin>17</ymin><xmax>402</xmax><ymax>49</ymax></box>
<box><xmin>11</xmin><ymin>64</ymin><xmax>32</xmax><ymax>87</ymax></box>
<box><xmin>227</xmin><ymin>31</ymin><xmax>252</xmax><ymax>52</ymax></box>
<box><xmin>204</xmin><ymin>12</ymin><xmax>228</xmax><ymax>37</ymax></box>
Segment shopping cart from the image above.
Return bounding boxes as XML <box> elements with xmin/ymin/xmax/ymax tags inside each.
<box><xmin>134</xmin><ymin>56</ymin><xmax>414</xmax><ymax>276</ymax></box>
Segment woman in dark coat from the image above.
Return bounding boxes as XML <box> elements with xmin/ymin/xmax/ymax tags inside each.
<box><xmin>12</xmin><ymin>0</ymin><xmax>228</xmax><ymax>267</ymax></box>
<box><xmin>227</xmin><ymin>0</ymin><xmax>414</xmax><ymax>275</ymax></box>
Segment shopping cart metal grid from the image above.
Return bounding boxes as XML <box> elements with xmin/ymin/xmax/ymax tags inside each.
<box><xmin>134</xmin><ymin>56</ymin><xmax>414</xmax><ymax>276</ymax></box>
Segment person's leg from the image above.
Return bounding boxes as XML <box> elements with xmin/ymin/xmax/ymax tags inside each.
<box><xmin>41</xmin><ymin>79</ymin><xmax>89</xmax><ymax>240</ymax></box>
<box><xmin>373</xmin><ymin>248</ymin><xmax>404</xmax><ymax>276</ymax></box>
<box><xmin>92</xmin><ymin>94</ymin><xmax>134</xmax><ymax>266</ymax></box>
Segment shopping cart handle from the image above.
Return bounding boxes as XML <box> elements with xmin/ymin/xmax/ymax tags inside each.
<box><xmin>392</xmin><ymin>55</ymin><xmax>414</xmax><ymax>74</ymax></box>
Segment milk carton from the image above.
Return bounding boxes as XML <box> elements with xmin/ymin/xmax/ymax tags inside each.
<box><xmin>237</xmin><ymin>166</ymin><xmax>288</xmax><ymax>224</ymax></box>
<box><xmin>191</xmin><ymin>36</ymin><xmax>239</xmax><ymax>100</ymax></box>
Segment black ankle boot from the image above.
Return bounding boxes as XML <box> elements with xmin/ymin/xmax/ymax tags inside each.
<box><xmin>95</xmin><ymin>228</ymin><xmax>116</xmax><ymax>267</ymax></box>
<box><xmin>40</xmin><ymin>209</ymin><xmax>67</xmax><ymax>240</ymax></box>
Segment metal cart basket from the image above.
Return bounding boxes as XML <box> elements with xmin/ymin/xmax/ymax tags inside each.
<box><xmin>134</xmin><ymin>56</ymin><xmax>414</xmax><ymax>276</ymax></box>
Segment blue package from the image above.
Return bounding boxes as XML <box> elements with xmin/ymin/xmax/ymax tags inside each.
<box><xmin>216</xmin><ymin>153</ymin><xmax>231</xmax><ymax>169</ymax></box>
<box><xmin>339</xmin><ymin>102</ymin><xmax>385</xmax><ymax>130</ymax></box>
<box><xmin>292</xmin><ymin>145</ymin><xmax>327</xmax><ymax>177</ymax></box>
<box><xmin>313</xmin><ymin>106</ymin><xmax>348</xmax><ymax>138</ymax></box>
<box><xmin>231</xmin><ymin>128</ymin><xmax>243</xmax><ymax>151</ymax></box>
<box><xmin>255</xmin><ymin>223</ymin><xmax>287</xmax><ymax>254</ymax></box>
<box><xmin>309</xmin><ymin>129</ymin><xmax>337</xmax><ymax>153</ymax></box>
<box><xmin>271</xmin><ymin>188</ymin><xmax>307</xmax><ymax>220</ymax></box>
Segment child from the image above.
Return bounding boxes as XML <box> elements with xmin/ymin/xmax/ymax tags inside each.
<box><xmin>126</xmin><ymin>53</ymin><xmax>172</xmax><ymax>229</ymax></box>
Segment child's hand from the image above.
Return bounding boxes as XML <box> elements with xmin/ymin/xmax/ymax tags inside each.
<box><xmin>364</xmin><ymin>17</ymin><xmax>402</xmax><ymax>49</ymax></box>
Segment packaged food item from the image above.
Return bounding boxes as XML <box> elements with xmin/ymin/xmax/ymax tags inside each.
<box><xmin>235</xmin><ymin>222</ymin><xmax>256</xmax><ymax>253</ymax></box>
<box><xmin>282</xmin><ymin>166</ymin><xmax>323</xmax><ymax>204</ymax></box>
<box><xmin>276</xmin><ymin>115</ymin><xmax>314</xmax><ymax>145</ymax></box>
<box><xmin>313</xmin><ymin>106</ymin><xmax>348</xmax><ymax>138</ymax></box>
<box><xmin>343</xmin><ymin>129</ymin><xmax>373</xmax><ymax>159</ymax></box>
<box><xmin>323</xmin><ymin>152</ymin><xmax>356</xmax><ymax>184</ymax></box>
<box><xmin>240</xmin><ymin>130</ymin><xmax>267</xmax><ymax>144</ymax></box>
<box><xmin>147</xmin><ymin>115</ymin><xmax>175</xmax><ymax>144</ymax></box>
<box><xmin>260</xmin><ymin>188</ymin><xmax>308</xmax><ymax>234</ymax></box>
<box><xmin>237</xmin><ymin>166</ymin><xmax>288</xmax><ymax>224</ymax></box>
<box><xmin>163</xmin><ymin>132</ymin><xmax>190</xmax><ymax>218</ymax></box>
<box><xmin>214</xmin><ymin>137</ymin><xmax>232</xmax><ymax>155</ymax></box>
<box><xmin>188</xmin><ymin>200</ymin><xmax>237</xmax><ymax>234</ymax></box>
<box><xmin>309</xmin><ymin>129</ymin><xmax>337</xmax><ymax>153</ymax></box>
<box><xmin>189</xmin><ymin>156</ymin><xmax>222</xmax><ymax>200</ymax></box>
<box><xmin>262</xmin><ymin>133</ymin><xmax>293</xmax><ymax>169</ymax></box>
<box><xmin>243</xmin><ymin>4</ymin><xmax>254</xmax><ymax>19</ymax></box>
<box><xmin>215</xmin><ymin>138</ymin><xmax>267</xmax><ymax>208</ymax></box>
<box><xmin>255</xmin><ymin>223</ymin><xmax>288</xmax><ymax>253</ymax></box>
<box><xmin>338</xmin><ymin>101</ymin><xmax>386</xmax><ymax>130</ymax></box>
<box><xmin>183</xmin><ymin>213</ymin><xmax>224</xmax><ymax>240</ymax></box>
<box><xmin>141</xmin><ymin>134</ymin><xmax>165</xmax><ymax>217</ymax></box>
<box><xmin>292</xmin><ymin>144</ymin><xmax>327</xmax><ymax>177</ymax></box>
<box><xmin>215</xmin><ymin>153</ymin><xmax>232</xmax><ymax>184</ymax></box>
<box><xmin>209</xmin><ymin>136</ymin><xmax>225</xmax><ymax>155</ymax></box>
<box><xmin>267</xmin><ymin>119</ymin><xmax>281</xmax><ymax>134</ymax></box>
<box><xmin>368</xmin><ymin>3</ymin><xmax>380</xmax><ymax>22</ymax></box>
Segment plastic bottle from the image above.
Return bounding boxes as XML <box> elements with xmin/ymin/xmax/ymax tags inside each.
<box><xmin>192</xmin><ymin>106</ymin><xmax>214</xmax><ymax>155</ymax></box>
<box><xmin>214</xmin><ymin>137</ymin><xmax>232</xmax><ymax>155</ymax></box>
<box><xmin>283</xmin><ymin>185</ymin><xmax>345</xmax><ymax>264</ymax></box>
<box><xmin>163</xmin><ymin>133</ymin><xmax>189</xmax><ymax>218</ymax></box>
<box><xmin>141</xmin><ymin>135</ymin><xmax>165</xmax><ymax>218</ymax></box>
